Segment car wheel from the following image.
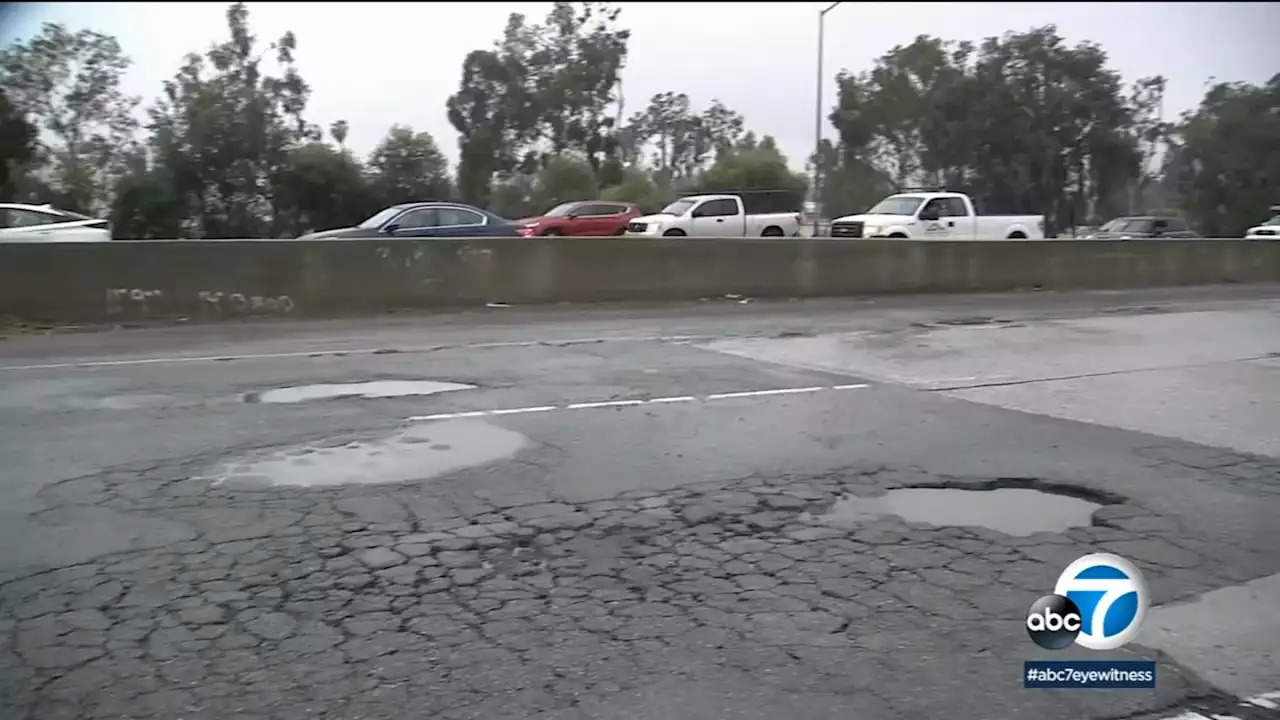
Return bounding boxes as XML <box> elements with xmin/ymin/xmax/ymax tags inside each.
<box><xmin>662</xmin><ymin>229</ymin><xmax>686</xmax><ymax>237</ymax></box>
<box><xmin>1007</xmin><ymin>231</ymin><xmax>1028</xmax><ymax>239</ymax></box>
<box><xmin>542</xmin><ymin>228</ymin><xmax>562</xmax><ymax>237</ymax></box>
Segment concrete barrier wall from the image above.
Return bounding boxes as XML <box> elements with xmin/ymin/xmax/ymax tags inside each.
<box><xmin>1</xmin><ymin>237</ymin><xmax>1277</xmax><ymax>322</ymax></box>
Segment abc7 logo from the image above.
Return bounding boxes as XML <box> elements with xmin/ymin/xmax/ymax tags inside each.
<box><xmin>1026</xmin><ymin>553</ymin><xmax>1148</xmax><ymax>651</ymax></box>
<box><xmin>1026</xmin><ymin>595</ymin><xmax>1084</xmax><ymax>650</ymax></box>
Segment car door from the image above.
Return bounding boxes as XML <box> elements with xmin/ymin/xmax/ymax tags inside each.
<box><xmin>428</xmin><ymin>206</ymin><xmax>492</xmax><ymax>237</ymax></box>
<box><xmin>570</xmin><ymin>202</ymin><xmax>614</xmax><ymax>235</ymax></box>
<box><xmin>1159</xmin><ymin>218</ymin><xmax>1198</xmax><ymax>239</ymax></box>
<box><xmin>385</xmin><ymin>208</ymin><xmax>439</xmax><ymax>237</ymax></box>
<box><xmin>592</xmin><ymin>203</ymin><xmax>634</xmax><ymax>235</ymax></box>
<box><xmin>689</xmin><ymin>199</ymin><xmax>738</xmax><ymax>237</ymax></box>
<box><xmin>917</xmin><ymin>198</ymin><xmax>953</xmax><ymax>239</ymax></box>
<box><xmin>555</xmin><ymin>203</ymin><xmax>593</xmax><ymax>236</ymax></box>
<box><xmin>940</xmin><ymin>197</ymin><xmax>973</xmax><ymax>239</ymax></box>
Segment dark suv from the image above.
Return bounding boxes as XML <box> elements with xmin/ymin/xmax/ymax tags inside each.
<box><xmin>1088</xmin><ymin>216</ymin><xmax>1199</xmax><ymax>240</ymax></box>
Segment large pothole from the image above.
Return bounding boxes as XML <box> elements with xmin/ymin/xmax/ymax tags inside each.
<box><xmin>245</xmin><ymin>380</ymin><xmax>475</xmax><ymax>404</ymax></box>
<box><xmin>812</xmin><ymin>478</ymin><xmax>1125</xmax><ymax>536</ymax></box>
<box><xmin>199</xmin><ymin>420</ymin><xmax>527</xmax><ymax>488</ymax></box>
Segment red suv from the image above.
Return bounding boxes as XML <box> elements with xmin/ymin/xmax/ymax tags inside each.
<box><xmin>518</xmin><ymin>201</ymin><xmax>642</xmax><ymax>237</ymax></box>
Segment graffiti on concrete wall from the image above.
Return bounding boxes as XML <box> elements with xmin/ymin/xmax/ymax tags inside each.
<box><xmin>105</xmin><ymin>288</ymin><xmax>296</xmax><ymax>317</ymax></box>
<box><xmin>105</xmin><ymin>288</ymin><xmax>163</xmax><ymax>316</ymax></box>
<box><xmin>376</xmin><ymin>245</ymin><xmax>427</xmax><ymax>269</ymax></box>
<box><xmin>197</xmin><ymin>291</ymin><xmax>296</xmax><ymax>315</ymax></box>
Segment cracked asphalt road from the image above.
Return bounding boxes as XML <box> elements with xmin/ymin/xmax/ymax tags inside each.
<box><xmin>1</xmin><ymin>286</ymin><xmax>1278</xmax><ymax>720</ymax></box>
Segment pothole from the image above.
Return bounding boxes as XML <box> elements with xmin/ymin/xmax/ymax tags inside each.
<box><xmin>200</xmin><ymin>420</ymin><xmax>527</xmax><ymax>488</ymax></box>
<box><xmin>910</xmin><ymin>317</ymin><xmax>1020</xmax><ymax>330</ymax></box>
<box><xmin>245</xmin><ymin>380</ymin><xmax>475</xmax><ymax>404</ymax></box>
<box><xmin>812</xmin><ymin>480</ymin><xmax>1121</xmax><ymax>536</ymax></box>
<box><xmin>935</xmin><ymin>316</ymin><xmax>1001</xmax><ymax>326</ymax></box>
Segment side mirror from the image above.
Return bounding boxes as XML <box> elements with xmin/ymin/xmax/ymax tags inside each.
<box><xmin>918</xmin><ymin>208</ymin><xmax>940</xmax><ymax>222</ymax></box>
<box><xmin>383</xmin><ymin>223</ymin><xmax>400</xmax><ymax>234</ymax></box>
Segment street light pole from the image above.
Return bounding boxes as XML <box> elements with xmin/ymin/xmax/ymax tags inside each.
<box><xmin>813</xmin><ymin>1</ymin><xmax>842</xmax><ymax>235</ymax></box>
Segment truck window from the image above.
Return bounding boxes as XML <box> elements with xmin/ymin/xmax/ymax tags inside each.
<box><xmin>692</xmin><ymin>199</ymin><xmax>738</xmax><ymax>218</ymax></box>
<box><xmin>919</xmin><ymin>199</ymin><xmax>948</xmax><ymax>218</ymax></box>
<box><xmin>940</xmin><ymin>197</ymin><xmax>969</xmax><ymax>216</ymax></box>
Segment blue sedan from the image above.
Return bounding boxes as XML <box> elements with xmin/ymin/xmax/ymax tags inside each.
<box><xmin>297</xmin><ymin>202</ymin><xmax>523</xmax><ymax>239</ymax></box>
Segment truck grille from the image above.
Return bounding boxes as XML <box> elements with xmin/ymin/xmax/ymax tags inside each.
<box><xmin>830</xmin><ymin>221</ymin><xmax>864</xmax><ymax>238</ymax></box>
<box><xmin>627</xmin><ymin>222</ymin><xmax>647</xmax><ymax>233</ymax></box>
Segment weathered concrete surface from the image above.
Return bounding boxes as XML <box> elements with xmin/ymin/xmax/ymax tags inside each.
<box><xmin>1</xmin><ymin>236</ymin><xmax>1278</xmax><ymax>322</ymax></box>
<box><xmin>0</xmin><ymin>287</ymin><xmax>1278</xmax><ymax>720</ymax></box>
<box><xmin>1138</xmin><ymin>571</ymin><xmax>1280</xmax><ymax>699</ymax></box>
<box><xmin>705</xmin><ymin>295</ymin><xmax>1280</xmax><ymax>457</ymax></box>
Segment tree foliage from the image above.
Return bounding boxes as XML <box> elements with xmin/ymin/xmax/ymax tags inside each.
<box><xmin>0</xmin><ymin>23</ymin><xmax>139</xmax><ymax>212</ymax></box>
<box><xmin>0</xmin><ymin>88</ymin><xmax>38</xmax><ymax>198</ymax></box>
<box><xmin>820</xmin><ymin>26</ymin><xmax>1275</xmax><ymax>235</ymax></box>
<box><xmin>0</xmin><ymin>7</ymin><xmax>1272</xmax><ymax>238</ymax></box>
<box><xmin>1162</xmin><ymin>75</ymin><xmax>1280</xmax><ymax>236</ymax></box>
<box><xmin>447</xmin><ymin>2</ymin><xmax>631</xmax><ymax>206</ymax></box>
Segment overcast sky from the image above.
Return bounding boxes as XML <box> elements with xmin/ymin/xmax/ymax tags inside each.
<box><xmin>3</xmin><ymin>2</ymin><xmax>1277</xmax><ymax>172</ymax></box>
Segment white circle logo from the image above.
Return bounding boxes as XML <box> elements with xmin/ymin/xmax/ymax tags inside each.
<box><xmin>1053</xmin><ymin>553</ymin><xmax>1149</xmax><ymax>651</ymax></box>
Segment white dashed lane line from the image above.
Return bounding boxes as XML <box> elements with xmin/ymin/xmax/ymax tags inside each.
<box><xmin>404</xmin><ymin>383</ymin><xmax>871</xmax><ymax>423</ymax></box>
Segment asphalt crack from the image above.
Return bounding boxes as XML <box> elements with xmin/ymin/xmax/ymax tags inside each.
<box><xmin>1</xmin><ymin>459</ymin><xmax>1264</xmax><ymax>719</ymax></box>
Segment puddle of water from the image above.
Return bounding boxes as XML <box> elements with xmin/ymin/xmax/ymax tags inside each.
<box><xmin>249</xmin><ymin>380</ymin><xmax>475</xmax><ymax>404</ymax></box>
<box><xmin>203</xmin><ymin>420</ymin><xmax>527</xmax><ymax>488</ymax></box>
<box><xmin>815</xmin><ymin>488</ymin><xmax>1101</xmax><ymax>536</ymax></box>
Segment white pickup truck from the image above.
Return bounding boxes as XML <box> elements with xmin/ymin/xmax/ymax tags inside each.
<box><xmin>625</xmin><ymin>194</ymin><xmax>802</xmax><ymax>238</ymax></box>
<box><xmin>829</xmin><ymin>191</ymin><xmax>1045</xmax><ymax>240</ymax></box>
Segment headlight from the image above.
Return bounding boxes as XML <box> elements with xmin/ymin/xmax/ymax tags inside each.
<box><xmin>865</xmin><ymin>225</ymin><xmax>881</xmax><ymax>236</ymax></box>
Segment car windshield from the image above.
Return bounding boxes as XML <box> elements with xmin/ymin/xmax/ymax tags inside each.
<box><xmin>544</xmin><ymin>203</ymin><xmax>581</xmax><ymax>218</ymax></box>
<box><xmin>357</xmin><ymin>207</ymin><xmax>405</xmax><ymax>229</ymax></box>
<box><xmin>866</xmin><ymin>196</ymin><xmax>925</xmax><ymax>215</ymax></box>
<box><xmin>658</xmin><ymin>199</ymin><xmax>696</xmax><ymax>215</ymax></box>
<box><xmin>1263</xmin><ymin>215</ymin><xmax>1280</xmax><ymax>227</ymax></box>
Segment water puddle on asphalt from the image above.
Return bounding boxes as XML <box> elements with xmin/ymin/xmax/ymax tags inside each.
<box><xmin>203</xmin><ymin>420</ymin><xmax>527</xmax><ymax>488</ymax></box>
<box><xmin>246</xmin><ymin>380</ymin><xmax>475</xmax><ymax>404</ymax></box>
<box><xmin>814</xmin><ymin>487</ymin><xmax>1102</xmax><ymax>536</ymax></box>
